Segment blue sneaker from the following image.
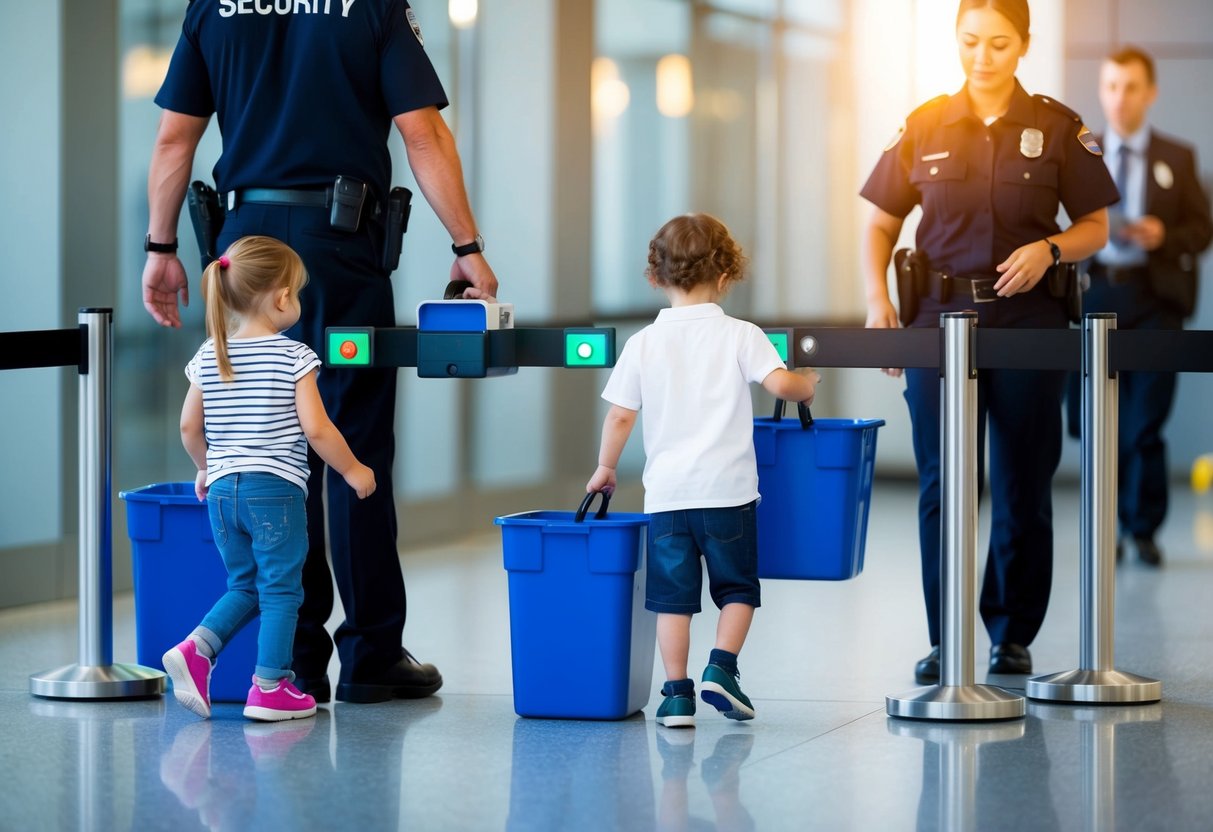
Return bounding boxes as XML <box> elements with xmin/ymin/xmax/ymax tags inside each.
<box><xmin>656</xmin><ymin>691</ymin><xmax>696</xmax><ymax>728</ymax></box>
<box><xmin>700</xmin><ymin>664</ymin><xmax>755</xmax><ymax>721</ymax></box>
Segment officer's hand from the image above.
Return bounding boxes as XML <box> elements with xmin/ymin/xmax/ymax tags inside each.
<box><xmin>587</xmin><ymin>466</ymin><xmax>617</xmax><ymax>495</ymax></box>
<box><xmin>142</xmin><ymin>254</ymin><xmax>190</xmax><ymax>328</ymax></box>
<box><xmin>994</xmin><ymin>240</ymin><xmax>1052</xmax><ymax>297</ymax></box>
<box><xmin>451</xmin><ymin>253</ymin><xmax>499</xmax><ymax>301</ymax></box>
<box><xmin>865</xmin><ymin>298</ymin><xmax>903</xmax><ymax>378</ymax></box>
<box><xmin>1123</xmin><ymin>216</ymin><xmax>1166</xmax><ymax>251</ymax></box>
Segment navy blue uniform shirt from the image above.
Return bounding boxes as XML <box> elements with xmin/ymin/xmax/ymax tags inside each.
<box><xmin>156</xmin><ymin>0</ymin><xmax>448</xmax><ymax>200</ymax></box>
<box><xmin>861</xmin><ymin>81</ymin><xmax>1119</xmax><ymax>277</ymax></box>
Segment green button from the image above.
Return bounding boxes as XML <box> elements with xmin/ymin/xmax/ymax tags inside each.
<box><xmin>766</xmin><ymin>331</ymin><xmax>789</xmax><ymax>364</ymax></box>
<box><xmin>565</xmin><ymin>331</ymin><xmax>609</xmax><ymax>367</ymax></box>
<box><xmin>327</xmin><ymin>330</ymin><xmax>371</xmax><ymax>366</ymax></box>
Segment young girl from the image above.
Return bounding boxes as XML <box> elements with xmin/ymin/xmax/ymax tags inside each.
<box><xmin>587</xmin><ymin>213</ymin><xmax>817</xmax><ymax>728</ymax></box>
<box><xmin>164</xmin><ymin>235</ymin><xmax>376</xmax><ymax>722</ymax></box>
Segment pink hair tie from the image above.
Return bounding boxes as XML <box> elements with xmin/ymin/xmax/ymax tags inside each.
<box><xmin>218</xmin><ymin>255</ymin><xmax>231</xmax><ymax>269</ymax></box>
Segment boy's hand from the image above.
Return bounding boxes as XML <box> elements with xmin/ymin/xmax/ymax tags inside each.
<box><xmin>586</xmin><ymin>465</ymin><xmax>617</xmax><ymax>494</ymax></box>
<box><xmin>345</xmin><ymin>463</ymin><xmax>377</xmax><ymax>499</ymax></box>
<box><xmin>194</xmin><ymin>470</ymin><xmax>208</xmax><ymax>502</ymax></box>
<box><xmin>794</xmin><ymin>367</ymin><xmax>821</xmax><ymax>403</ymax></box>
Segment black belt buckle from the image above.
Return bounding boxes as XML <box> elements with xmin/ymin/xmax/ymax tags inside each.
<box><xmin>964</xmin><ymin>276</ymin><xmax>999</xmax><ymax>303</ymax></box>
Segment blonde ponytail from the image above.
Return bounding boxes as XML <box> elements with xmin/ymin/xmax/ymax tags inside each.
<box><xmin>201</xmin><ymin>237</ymin><xmax>308</xmax><ymax>382</ymax></box>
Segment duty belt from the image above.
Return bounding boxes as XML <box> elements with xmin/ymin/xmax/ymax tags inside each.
<box><xmin>924</xmin><ymin>270</ymin><xmax>1001</xmax><ymax>304</ymax></box>
<box><xmin>1089</xmin><ymin>262</ymin><xmax>1149</xmax><ymax>286</ymax></box>
<box><xmin>225</xmin><ymin>187</ymin><xmax>332</xmax><ymax>212</ymax></box>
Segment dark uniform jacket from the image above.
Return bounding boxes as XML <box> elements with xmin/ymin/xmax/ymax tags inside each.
<box><xmin>862</xmin><ymin>81</ymin><xmax>1119</xmax><ymax>280</ymax></box>
<box><xmin>1099</xmin><ymin>130</ymin><xmax>1213</xmax><ymax>317</ymax></box>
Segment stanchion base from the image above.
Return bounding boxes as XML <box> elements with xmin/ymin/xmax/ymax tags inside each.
<box><xmin>887</xmin><ymin>684</ymin><xmax>1025</xmax><ymax>721</ymax></box>
<box><xmin>30</xmin><ymin>663</ymin><xmax>166</xmax><ymax>700</ymax></box>
<box><xmin>1026</xmin><ymin>668</ymin><xmax>1161</xmax><ymax>704</ymax></box>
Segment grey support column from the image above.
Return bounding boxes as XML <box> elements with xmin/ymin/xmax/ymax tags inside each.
<box><xmin>1027</xmin><ymin>313</ymin><xmax>1161</xmax><ymax>704</ymax></box>
<box><xmin>887</xmin><ymin>312</ymin><xmax>1024</xmax><ymax>720</ymax></box>
<box><xmin>30</xmin><ymin>309</ymin><xmax>165</xmax><ymax>699</ymax></box>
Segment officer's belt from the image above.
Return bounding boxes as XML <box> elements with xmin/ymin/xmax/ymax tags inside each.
<box><xmin>1089</xmin><ymin>261</ymin><xmax>1149</xmax><ymax>286</ymax></box>
<box><xmin>225</xmin><ymin>187</ymin><xmax>331</xmax><ymax>212</ymax></box>
<box><xmin>924</xmin><ymin>270</ymin><xmax>1001</xmax><ymax>304</ymax></box>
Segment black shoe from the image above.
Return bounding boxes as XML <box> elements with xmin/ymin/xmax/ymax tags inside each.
<box><xmin>914</xmin><ymin>646</ymin><xmax>940</xmax><ymax>685</ymax></box>
<box><xmin>989</xmin><ymin>643</ymin><xmax>1032</xmax><ymax>675</ymax></box>
<box><xmin>336</xmin><ymin>649</ymin><xmax>443</xmax><ymax>703</ymax></box>
<box><xmin>1134</xmin><ymin>536</ymin><xmax>1163</xmax><ymax>567</ymax></box>
<box><xmin>294</xmin><ymin>674</ymin><xmax>332</xmax><ymax>704</ymax></box>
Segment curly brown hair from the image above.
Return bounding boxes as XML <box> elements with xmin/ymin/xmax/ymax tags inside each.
<box><xmin>646</xmin><ymin>213</ymin><xmax>748</xmax><ymax>292</ymax></box>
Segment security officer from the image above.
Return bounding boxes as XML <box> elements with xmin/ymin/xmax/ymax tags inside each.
<box><xmin>1070</xmin><ymin>46</ymin><xmax>1213</xmax><ymax>567</ymax></box>
<box><xmin>860</xmin><ymin>0</ymin><xmax>1118</xmax><ymax>684</ymax></box>
<box><xmin>141</xmin><ymin>1</ymin><xmax>498</xmax><ymax>703</ymax></box>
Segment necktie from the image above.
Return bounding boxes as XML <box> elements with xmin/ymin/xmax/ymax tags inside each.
<box><xmin>1114</xmin><ymin>144</ymin><xmax>1131</xmax><ymax>201</ymax></box>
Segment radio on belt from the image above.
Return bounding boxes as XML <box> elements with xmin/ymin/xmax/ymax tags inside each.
<box><xmin>416</xmin><ymin>297</ymin><xmax>516</xmax><ymax>378</ymax></box>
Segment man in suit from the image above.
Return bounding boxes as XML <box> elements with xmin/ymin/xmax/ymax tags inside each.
<box><xmin>1082</xmin><ymin>46</ymin><xmax>1213</xmax><ymax>566</ymax></box>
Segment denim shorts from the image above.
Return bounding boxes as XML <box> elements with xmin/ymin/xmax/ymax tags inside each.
<box><xmin>645</xmin><ymin>501</ymin><xmax>761</xmax><ymax>614</ymax></box>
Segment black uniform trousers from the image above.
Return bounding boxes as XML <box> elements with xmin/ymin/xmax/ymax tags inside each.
<box><xmin>904</xmin><ymin>291</ymin><xmax>1068</xmax><ymax>648</ymax></box>
<box><xmin>216</xmin><ymin>202</ymin><xmax>405</xmax><ymax>681</ymax></box>
<box><xmin>1067</xmin><ymin>264</ymin><xmax>1181</xmax><ymax>539</ymax></box>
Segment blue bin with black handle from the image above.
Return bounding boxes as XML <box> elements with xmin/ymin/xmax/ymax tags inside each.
<box><xmin>496</xmin><ymin>492</ymin><xmax>654</xmax><ymax>719</ymax></box>
<box><xmin>754</xmin><ymin>402</ymin><xmax>884</xmax><ymax>580</ymax></box>
<box><xmin>120</xmin><ymin>482</ymin><xmax>259</xmax><ymax>702</ymax></box>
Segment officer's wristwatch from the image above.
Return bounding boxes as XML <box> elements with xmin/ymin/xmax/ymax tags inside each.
<box><xmin>451</xmin><ymin>234</ymin><xmax>485</xmax><ymax>257</ymax></box>
<box><xmin>1045</xmin><ymin>238</ymin><xmax>1061</xmax><ymax>267</ymax></box>
<box><xmin>144</xmin><ymin>234</ymin><xmax>178</xmax><ymax>254</ymax></box>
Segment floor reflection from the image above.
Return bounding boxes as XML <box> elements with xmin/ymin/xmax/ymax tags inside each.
<box><xmin>655</xmin><ymin>729</ymin><xmax>755</xmax><ymax>832</ymax></box>
<box><xmin>506</xmin><ymin>715</ymin><xmax>656</xmax><ymax>830</ymax></box>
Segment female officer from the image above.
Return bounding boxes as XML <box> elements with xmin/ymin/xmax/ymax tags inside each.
<box><xmin>860</xmin><ymin>0</ymin><xmax>1119</xmax><ymax>684</ymax></box>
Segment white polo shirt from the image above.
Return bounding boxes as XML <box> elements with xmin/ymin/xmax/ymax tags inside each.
<box><xmin>601</xmin><ymin>303</ymin><xmax>785</xmax><ymax>514</ymax></box>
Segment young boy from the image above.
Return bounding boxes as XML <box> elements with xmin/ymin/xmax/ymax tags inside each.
<box><xmin>587</xmin><ymin>213</ymin><xmax>817</xmax><ymax>727</ymax></box>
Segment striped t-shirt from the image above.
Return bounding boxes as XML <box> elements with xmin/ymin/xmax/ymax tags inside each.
<box><xmin>185</xmin><ymin>335</ymin><xmax>322</xmax><ymax>494</ymax></box>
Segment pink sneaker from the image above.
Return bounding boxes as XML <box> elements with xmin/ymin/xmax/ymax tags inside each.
<box><xmin>243</xmin><ymin>677</ymin><xmax>317</xmax><ymax>722</ymax></box>
<box><xmin>162</xmin><ymin>638</ymin><xmax>213</xmax><ymax>718</ymax></box>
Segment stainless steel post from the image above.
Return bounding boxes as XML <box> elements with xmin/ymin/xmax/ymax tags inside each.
<box><xmin>1027</xmin><ymin>313</ymin><xmax>1160</xmax><ymax>703</ymax></box>
<box><xmin>30</xmin><ymin>308</ymin><xmax>165</xmax><ymax>699</ymax></box>
<box><xmin>887</xmin><ymin>312</ymin><xmax>1024</xmax><ymax>720</ymax></box>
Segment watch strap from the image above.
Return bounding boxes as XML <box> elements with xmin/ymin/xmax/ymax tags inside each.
<box><xmin>145</xmin><ymin>234</ymin><xmax>179</xmax><ymax>254</ymax></box>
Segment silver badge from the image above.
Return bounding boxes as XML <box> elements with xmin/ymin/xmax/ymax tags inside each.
<box><xmin>406</xmin><ymin>8</ymin><xmax>424</xmax><ymax>46</ymax></box>
<box><xmin>1020</xmin><ymin>128</ymin><xmax>1044</xmax><ymax>159</ymax></box>
<box><xmin>1154</xmin><ymin>160</ymin><xmax>1174</xmax><ymax>190</ymax></box>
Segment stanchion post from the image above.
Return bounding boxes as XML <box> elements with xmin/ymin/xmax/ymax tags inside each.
<box><xmin>887</xmin><ymin>312</ymin><xmax>1024</xmax><ymax>720</ymax></box>
<box><xmin>1027</xmin><ymin>313</ymin><xmax>1161</xmax><ymax>704</ymax></box>
<box><xmin>30</xmin><ymin>308</ymin><xmax>165</xmax><ymax>699</ymax></box>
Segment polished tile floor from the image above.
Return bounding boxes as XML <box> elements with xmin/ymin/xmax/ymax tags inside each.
<box><xmin>2</xmin><ymin>481</ymin><xmax>1212</xmax><ymax>831</ymax></box>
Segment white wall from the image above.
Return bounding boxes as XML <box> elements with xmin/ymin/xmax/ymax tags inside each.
<box><xmin>0</xmin><ymin>2</ymin><xmax>62</xmax><ymax>547</ymax></box>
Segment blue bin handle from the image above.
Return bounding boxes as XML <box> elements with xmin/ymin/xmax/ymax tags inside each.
<box><xmin>443</xmin><ymin>279</ymin><xmax>474</xmax><ymax>299</ymax></box>
<box><xmin>772</xmin><ymin>398</ymin><xmax>814</xmax><ymax>430</ymax></box>
<box><xmin>575</xmin><ymin>489</ymin><xmax>611</xmax><ymax>522</ymax></box>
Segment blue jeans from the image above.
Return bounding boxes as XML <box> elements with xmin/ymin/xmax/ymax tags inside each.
<box><xmin>645</xmin><ymin>502</ymin><xmax>761</xmax><ymax>614</ymax></box>
<box><xmin>198</xmin><ymin>472</ymin><xmax>308</xmax><ymax>681</ymax></box>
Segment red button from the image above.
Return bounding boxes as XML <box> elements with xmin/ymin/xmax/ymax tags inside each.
<box><xmin>340</xmin><ymin>340</ymin><xmax>358</xmax><ymax>359</ymax></box>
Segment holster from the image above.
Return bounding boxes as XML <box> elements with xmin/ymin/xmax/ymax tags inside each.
<box><xmin>381</xmin><ymin>186</ymin><xmax>413</xmax><ymax>272</ymax></box>
<box><xmin>893</xmin><ymin>248</ymin><xmax>926</xmax><ymax>326</ymax></box>
<box><xmin>186</xmin><ymin>181</ymin><xmax>223</xmax><ymax>271</ymax></box>
<box><xmin>1046</xmin><ymin>262</ymin><xmax>1082</xmax><ymax>324</ymax></box>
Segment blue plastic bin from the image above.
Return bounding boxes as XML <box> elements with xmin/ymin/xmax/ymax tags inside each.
<box><xmin>496</xmin><ymin>504</ymin><xmax>654</xmax><ymax>719</ymax></box>
<box><xmin>120</xmin><ymin>482</ymin><xmax>258</xmax><ymax>702</ymax></box>
<box><xmin>753</xmin><ymin>417</ymin><xmax>884</xmax><ymax>580</ymax></box>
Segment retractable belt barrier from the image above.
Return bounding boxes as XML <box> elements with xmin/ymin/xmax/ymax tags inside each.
<box><xmin>1</xmin><ymin>309</ymin><xmax>166</xmax><ymax>700</ymax></box>
<box><xmin>774</xmin><ymin>316</ymin><xmax>1213</xmax><ymax>721</ymax></box>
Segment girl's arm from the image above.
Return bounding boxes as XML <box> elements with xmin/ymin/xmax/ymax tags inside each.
<box><xmin>587</xmin><ymin>405</ymin><xmax>638</xmax><ymax>493</ymax></box>
<box><xmin>180</xmin><ymin>384</ymin><xmax>208</xmax><ymax>500</ymax></box>
<box><xmin>296</xmin><ymin>370</ymin><xmax>377</xmax><ymax>499</ymax></box>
